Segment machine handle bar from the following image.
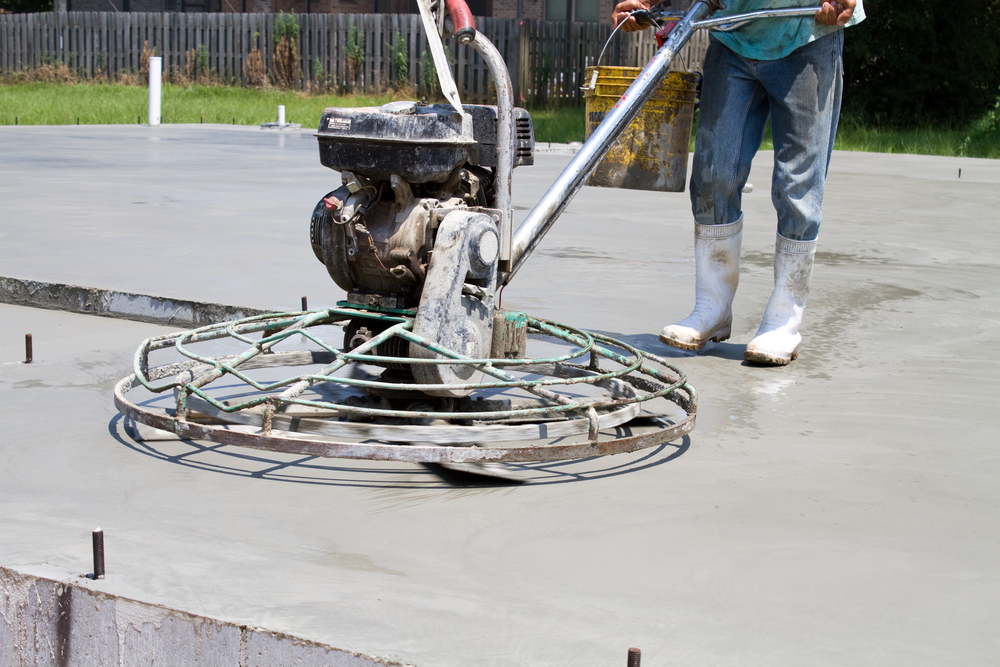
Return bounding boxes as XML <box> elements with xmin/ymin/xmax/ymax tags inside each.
<box><xmin>446</xmin><ymin>0</ymin><xmax>477</xmax><ymax>42</ymax></box>
<box><xmin>502</xmin><ymin>2</ymin><xmax>824</xmax><ymax>286</ymax></box>
<box><xmin>695</xmin><ymin>6</ymin><xmax>823</xmax><ymax>31</ymax></box>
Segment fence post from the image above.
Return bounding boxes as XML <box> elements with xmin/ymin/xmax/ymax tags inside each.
<box><xmin>0</xmin><ymin>12</ymin><xmax>709</xmax><ymax>106</ymax></box>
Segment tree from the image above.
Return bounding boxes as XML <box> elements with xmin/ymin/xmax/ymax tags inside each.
<box><xmin>0</xmin><ymin>0</ymin><xmax>53</xmax><ymax>12</ymax></box>
<box><xmin>842</xmin><ymin>0</ymin><xmax>1000</xmax><ymax>125</ymax></box>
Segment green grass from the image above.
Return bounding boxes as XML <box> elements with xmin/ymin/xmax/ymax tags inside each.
<box><xmin>529</xmin><ymin>106</ymin><xmax>586</xmax><ymax>144</ymax></box>
<box><xmin>483</xmin><ymin>105</ymin><xmax>1000</xmax><ymax>158</ymax></box>
<box><xmin>756</xmin><ymin>114</ymin><xmax>999</xmax><ymax>159</ymax></box>
<box><xmin>0</xmin><ymin>80</ymin><xmax>590</xmax><ymax>143</ymax></box>
<box><xmin>832</xmin><ymin>116</ymin><xmax>1000</xmax><ymax>159</ymax></box>
<box><xmin>1</xmin><ymin>81</ymin><xmax>997</xmax><ymax>158</ymax></box>
<box><xmin>0</xmin><ymin>82</ymin><xmax>399</xmax><ymax>127</ymax></box>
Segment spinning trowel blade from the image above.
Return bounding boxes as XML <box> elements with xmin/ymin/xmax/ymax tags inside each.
<box><xmin>426</xmin><ymin>462</ymin><xmax>530</xmax><ymax>484</ymax></box>
<box><xmin>415</xmin><ymin>0</ymin><xmax>464</xmax><ymax>115</ymax></box>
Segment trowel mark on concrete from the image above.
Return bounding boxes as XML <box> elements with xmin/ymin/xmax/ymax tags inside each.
<box><xmin>537</xmin><ymin>246</ymin><xmax>616</xmax><ymax>261</ymax></box>
<box><xmin>740</xmin><ymin>250</ymin><xmax>894</xmax><ymax>270</ymax></box>
<box><xmin>802</xmin><ymin>282</ymin><xmax>923</xmax><ymax>368</ymax></box>
<box><xmin>300</xmin><ymin>545</ymin><xmax>406</xmax><ymax>576</ymax></box>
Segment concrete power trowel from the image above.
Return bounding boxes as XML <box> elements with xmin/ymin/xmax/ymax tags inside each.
<box><xmin>115</xmin><ymin>0</ymin><xmax>820</xmax><ymax>475</ymax></box>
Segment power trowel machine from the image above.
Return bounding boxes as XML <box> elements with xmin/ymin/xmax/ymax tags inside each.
<box><xmin>115</xmin><ymin>0</ymin><xmax>824</xmax><ymax>474</ymax></box>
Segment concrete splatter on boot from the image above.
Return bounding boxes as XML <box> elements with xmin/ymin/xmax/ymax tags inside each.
<box><xmin>744</xmin><ymin>234</ymin><xmax>816</xmax><ymax>365</ymax></box>
<box><xmin>659</xmin><ymin>217</ymin><xmax>742</xmax><ymax>351</ymax></box>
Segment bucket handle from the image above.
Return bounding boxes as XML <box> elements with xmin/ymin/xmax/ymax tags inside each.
<box><xmin>593</xmin><ymin>2</ymin><xmax>685</xmax><ymax>76</ymax></box>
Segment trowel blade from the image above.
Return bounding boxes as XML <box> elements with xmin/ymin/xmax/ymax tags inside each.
<box><xmin>415</xmin><ymin>0</ymin><xmax>465</xmax><ymax>115</ymax></box>
<box><xmin>427</xmin><ymin>462</ymin><xmax>531</xmax><ymax>484</ymax></box>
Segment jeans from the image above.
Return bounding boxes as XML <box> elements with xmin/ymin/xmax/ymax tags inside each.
<box><xmin>689</xmin><ymin>30</ymin><xmax>844</xmax><ymax>241</ymax></box>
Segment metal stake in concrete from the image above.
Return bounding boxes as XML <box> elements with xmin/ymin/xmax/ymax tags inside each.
<box><xmin>91</xmin><ymin>528</ymin><xmax>105</xmax><ymax>579</ymax></box>
<box><xmin>627</xmin><ymin>648</ymin><xmax>641</xmax><ymax>667</ymax></box>
<box><xmin>301</xmin><ymin>296</ymin><xmax>308</xmax><ymax>311</ymax></box>
<box><xmin>24</xmin><ymin>333</ymin><xmax>32</xmax><ymax>364</ymax></box>
<box><xmin>261</xmin><ymin>106</ymin><xmax>300</xmax><ymax>130</ymax></box>
<box><xmin>148</xmin><ymin>57</ymin><xmax>162</xmax><ymax>126</ymax></box>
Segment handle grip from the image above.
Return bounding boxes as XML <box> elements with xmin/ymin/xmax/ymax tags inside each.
<box><xmin>446</xmin><ymin>0</ymin><xmax>476</xmax><ymax>42</ymax></box>
<box><xmin>632</xmin><ymin>9</ymin><xmax>652</xmax><ymax>26</ymax></box>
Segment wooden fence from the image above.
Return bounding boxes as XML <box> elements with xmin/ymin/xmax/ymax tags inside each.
<box><xmin>0</xmin><ymin>11</ymin><xmax>708</xmax><ymax>105</ymax></box>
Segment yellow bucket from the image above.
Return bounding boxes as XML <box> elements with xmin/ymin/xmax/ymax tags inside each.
<box><xmin>583</xmin><ymin>66</ymin><xmax>699</xmax><ymax>192</ymax></box>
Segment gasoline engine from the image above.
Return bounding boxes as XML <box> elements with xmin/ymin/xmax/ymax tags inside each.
<box><xmin>309</xmin><ymin>101</ymin><xmax>534</xmax><ymax>396</ymax></box>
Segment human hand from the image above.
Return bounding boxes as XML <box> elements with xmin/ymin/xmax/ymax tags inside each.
<box><xmin>815</xmin><ymin>0</ymin><xmax>855</xmax><ymax>26</ymax></box>
<box><xmin>612</xmin><ymin>0</ymin><xmax>653</xmax><ymax>33</ymax></box>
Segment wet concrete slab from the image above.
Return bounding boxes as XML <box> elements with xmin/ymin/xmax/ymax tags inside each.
<box><xmin>2</xmin><ymin>125</ymin><xmax>1000</xmax><ymax>665</ymax></box>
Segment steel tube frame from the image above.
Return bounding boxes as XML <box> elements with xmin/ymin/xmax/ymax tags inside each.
<box><xmin>694</xmin><ymin>6</ymin><xmax>821</xmax><ymax>31</ymax></box>
<box><xmin>469</xmin><ymin>30</ymin><xmax>516</xmax><ymax>268</ymax></box>
<box><xmin>115</xmin><ymin>309</ymin><xmax>698</xmax><ymax>462</ymax></box>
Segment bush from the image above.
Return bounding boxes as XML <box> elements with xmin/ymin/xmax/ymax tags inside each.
<box><xmin>419</xmin><ymin>45</ymin><xmax>451</xmax><ymax>100</ymax></box>
<box><xmin>346</xmin><ymin>22</ymin><xmax>364</xmax><ymax>91</ymax></box>
<box><xmin>272</xmin><ymin>11</ymin><xmax>299</xmax><ymax>89</ymax></box>
<box><xmin>842</xmin><ymin>0</ymin><xmax>1000</xmax><ymax>126</ymax></box>
<box><xmin>272</xmin><ymin>10</ymin><xmax>300</xmax><ymax>47</ymax></box>
<box><xmin>0</xmin><ymin>0</ymin><xmax>52</xmax><ymax>11</ymax></box>
<box><xmin>244</xmin><ymin>32</ymin><xmax>267</xmax><ymax>88</ymax></box>
<box><xmin>393</xmin><ymin>34</ymin><xmax>408</xmax><ymax>89</ymax></box>
<box><xmin>959</xmin><ymin>87</ymin><xmax>1000</xmax><ymax>157</ymax></box>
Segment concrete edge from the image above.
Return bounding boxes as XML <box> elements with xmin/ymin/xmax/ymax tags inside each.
<box><xmin>0</xmin><ymin>276</ymin><xmax>270</xmax><ymax>329</ymax></box>
<box><xmin>0</xmin><ymin>564</ymin><xmax>411</xmax><ymax>667</ymax></box>
<box><xmin>533</xmin><ymin>142</ymin><xmax>582</xmax><ymax>155</ymax></box>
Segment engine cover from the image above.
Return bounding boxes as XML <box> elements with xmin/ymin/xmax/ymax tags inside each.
<box><xmin>316</xmin><ymin>101</ymin><xmax>535</xmax><ymax>184</ymax></box>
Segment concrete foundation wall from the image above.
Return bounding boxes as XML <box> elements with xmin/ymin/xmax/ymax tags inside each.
<box><xmin>0</xmin><ymin>566</ymin><xmax>404</xmax><ymax>667</ymax></box>
<box><xmin>0</xmin><ymin>277</ymin><xmax>268</xmax><ymax>329</ymax></box>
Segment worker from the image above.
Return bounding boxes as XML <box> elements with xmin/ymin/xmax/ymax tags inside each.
<box><xmin>613</xmin><ymin>0</ymin><xmax>865</xmax><ymax>364</ymax></box>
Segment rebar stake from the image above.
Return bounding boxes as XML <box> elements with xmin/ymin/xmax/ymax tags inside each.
<box><xmin>91</xmin><ymin>528</ymin><xmax>105</xmax><ymax>579</ymax></box>
<box><xmin>25</xmin><ymin>334</ymin><xmax>32</xmax><ymax>364</ymax></box>
<box><xmin>627</xmin><ymin>648</ymin><xmax>641</xmax><ymax>667</ymax></box>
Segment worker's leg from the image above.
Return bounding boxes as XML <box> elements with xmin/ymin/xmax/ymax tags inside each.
<box><xmin>689</xmin><ymin>35</ymin><xmax>771</xmax><ymax>228</ymax></box>
<box><xmin>763</xmin><ymin>29</ymin><xmax>843</xmax><ymax>242</ymax></box>
<box><xmin>660</xmin><ymin>37</ymin><xmax>768</xmax><ymax>350</ymax></box>
<box><xmin>745</xmin><ymin>31</ymin><xmax>844</xmax><ymax>365</ymax></box>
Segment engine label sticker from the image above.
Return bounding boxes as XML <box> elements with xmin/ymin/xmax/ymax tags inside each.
<box><xmin>327</xmin><ymin>117</ymin><xmax>351</xmax><ymax>131</ymax></box>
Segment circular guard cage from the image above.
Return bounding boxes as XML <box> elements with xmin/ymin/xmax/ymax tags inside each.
<box><xmin>114</xmin><ymin>307</ymin><xmax>697</xmax><ymax>463</ymax></box>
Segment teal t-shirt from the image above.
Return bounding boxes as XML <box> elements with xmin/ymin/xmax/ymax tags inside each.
<box><xmin>710</xmin><ymin>0</ymin><xmax>866</xmax><ymax>61</ymax></box>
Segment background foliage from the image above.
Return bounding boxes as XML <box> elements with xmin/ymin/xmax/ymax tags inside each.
<box><xmin>0</xmin><ymin>0</ymin><xmax>51</xmax><ymax>12</ymax></box>
<box><xmin>842</xmin><ymin>0</ymin><xmax>1000</xmax><ymax>126</ymax></box>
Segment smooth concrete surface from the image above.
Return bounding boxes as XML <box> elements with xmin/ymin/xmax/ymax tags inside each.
<box><xmin>2</xmin><ymin>125</ymin><xmax>1000</xmax><ymax>666</ymax></box>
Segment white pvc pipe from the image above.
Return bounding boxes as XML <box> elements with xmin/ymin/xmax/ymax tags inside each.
<box><xmin>148</xmin><ymin>57</ymin><xmax>162</xmax><ymax>126</ymax></box>
<box><xmin>278</xmin><ymin>105</ymin><xmax>286</xmax><ymax>127</ymax></box>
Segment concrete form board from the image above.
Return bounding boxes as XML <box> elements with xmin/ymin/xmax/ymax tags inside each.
<box><xmin>0</xmin><ymin>565</ymin><xmax>394</xmax><ymax>667</ymax></box>
<box><xmin>0</xmin><ymin>276</ymin><xmax>270</xmax><ymax>329</ymax></box>
<box><xmin>1</xmin><ymin>125</ymin><xmax>1000</xmax><ymax>665</ymax></box>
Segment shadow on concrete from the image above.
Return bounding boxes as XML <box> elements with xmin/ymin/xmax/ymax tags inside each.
<box><xmin>108</xmin><ymin>414</ymin><xmax>690</xmax><ymax>489</ymax></box>
<box><xmin>694</xmin><ymin>341</ymin><xmax>746</xmax><ymax>360</ymax></box>
<box><xmin>592</xmin><ymin>330</ymin><xmax>746</xmax><ymax>361</ymax></box>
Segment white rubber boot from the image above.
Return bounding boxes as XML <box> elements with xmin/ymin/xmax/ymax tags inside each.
<box><xmin>659</xmin><ymin>217</ymin><xmax>742</xmax><ymax>351</ymax></box>
<box><xmin>744</xmin><ymin>234</ymin><xmax>817</xmax><ymax>365</ymax></box>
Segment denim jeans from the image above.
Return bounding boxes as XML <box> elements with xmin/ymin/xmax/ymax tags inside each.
<box><xmin>689</xmin><ymin>30</ymin><xmax>844</xmax><ymax>241</ymax></box>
